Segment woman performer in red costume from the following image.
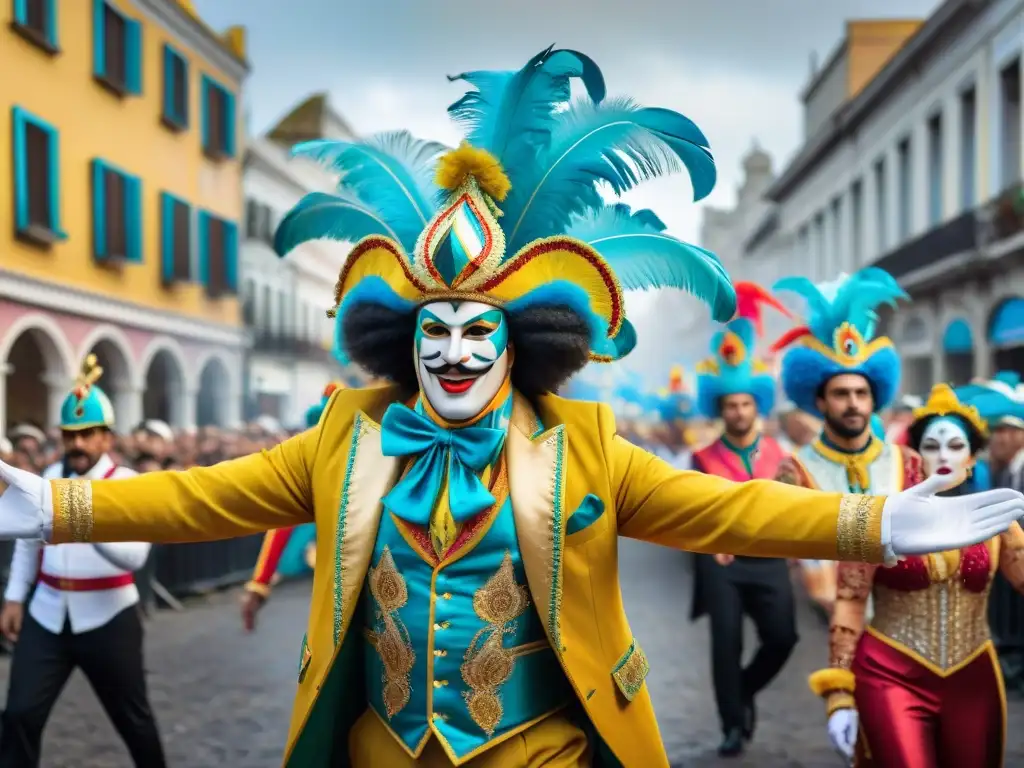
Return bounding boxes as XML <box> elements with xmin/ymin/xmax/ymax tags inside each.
<box><xmin>809</xmin><ymin>382</ymin><xmax>1024</xmax><ymax>767</ymax></box>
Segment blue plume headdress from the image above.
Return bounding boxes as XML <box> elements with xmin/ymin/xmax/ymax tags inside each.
<box><xmin>771</xmin><ymin>268</ymin><xmax>908</xmax><ymax>416</ymax></box>
<box><xmin>694</xmin><ymin>283</ymin><xmax>786</xmax><ymax>418</ymax></box>
<box><xmin>274</xmin><ymin>46</ymin><xmax>735</xmax><ymax>373</ymax></box>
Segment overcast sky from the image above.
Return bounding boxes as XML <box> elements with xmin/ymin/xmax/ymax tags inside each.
<box><xmin>195</xmin><ymin>0</ymin><xmax>942</xmax><ymax>243</ymax></box>
<box><xmin>194</xmin><ymin>1</ymin><xmax>943</xmax><ymax>378</ymax></box>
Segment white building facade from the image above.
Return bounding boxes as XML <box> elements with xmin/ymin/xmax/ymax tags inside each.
<box><xmin>759</xmin><ymin>0</ymin><xmax>1024</xmax><ymax>395</ymax></box>
<box><xmin>240</xmin><ymin>95</ymin><xmax>362</xmax><ymax>428</ymax></box>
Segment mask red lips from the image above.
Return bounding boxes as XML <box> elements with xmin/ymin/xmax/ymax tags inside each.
<box><xmin>936</xmin><ymin>466</ymin><xmax>952</xmax><ymax>476</ymax></box>
<box><xmin>438</xmin><ymin>377</ymin><xmax>476</xmax><ymax>394</ymax></box>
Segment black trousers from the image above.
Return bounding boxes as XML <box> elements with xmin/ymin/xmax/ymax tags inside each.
<box><xmin>695</xmin><ymin>555</ymin><xmax>799</xmax><ymax>733</ymax></box>
<box><xmin>0</xmin><ymin>605</ymin><xmax>166</xmax><ymax>768</ymax></box>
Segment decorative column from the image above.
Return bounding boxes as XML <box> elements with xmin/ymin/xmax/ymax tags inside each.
<box><xmin>0</xmin><ymin>363</ymin><xmax>11</xmax><ymax>438</ymax></box>
<box><xmin>42</xmin><ymin>374</ymin><xmax>73</xmax><ymax>428</ymax></box>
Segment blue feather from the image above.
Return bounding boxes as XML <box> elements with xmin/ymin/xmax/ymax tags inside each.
<box><xmin>274</xmin><ymin>191</ymin><xmax>400</xmax><ymax>258</ymax></box>
<box><xmin>567</xmin><ymin>205</ymin><xmax>735</xmax><ymax>322</ymax></box>
<box><xmin>447</xmin><ymin>46</ymin><xmax>606</xmax><ymax>180</ymax></box>
<box><xmin>774</xmin><ymin>269</ymin><xmax>907</xmax><ymax>344</ymax></box>
<box><xmin>504</xmin><ymin>96</ymin><xmax>716</xmax><ymax>252</ymax></box>
<box><xmin>290</xmin><ymin>131</ymin><xmax>445</xmax><ymax>255</ymax></box>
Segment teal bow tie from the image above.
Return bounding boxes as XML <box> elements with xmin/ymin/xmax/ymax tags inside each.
<box><xmin>380</xmin><ymin>403</ymin><xmax>505</xmax><ymax>525</ymax></box>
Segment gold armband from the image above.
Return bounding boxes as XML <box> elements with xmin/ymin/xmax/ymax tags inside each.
<box><xmin>836</xmin><ymin>494</ymin><xmax>885</xmax><ymax>563</ymax></box>
<box><xmin>808</xmin><ymin>667</ymin><xmax>855</xmax><ymax>697</ymax></box>
<box><xmin>244</xmin><ymin>581</ymin><xmax>272</xmax><ymax>598</ymax></box>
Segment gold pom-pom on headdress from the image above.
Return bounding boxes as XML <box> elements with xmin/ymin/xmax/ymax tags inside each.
<box><xmin>435</xmin><ymin>142</ymin><xmax>511</xmax><ymax>204</ymax></box>
<box><xmin>72</xmin><ymin>354</ymin><xmax>104</xmax><ymax>418</ymax></box>
<box><xmin>914</xmin><ymin>382</ymin><xmax>988</xmax><ymax>438</ymax></box>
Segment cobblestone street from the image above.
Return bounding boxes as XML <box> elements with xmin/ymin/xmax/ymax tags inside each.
<box><xmin>2</xmin><ymin>539</ymin><xmax>1023</xmax><ymax>767</ymax></box>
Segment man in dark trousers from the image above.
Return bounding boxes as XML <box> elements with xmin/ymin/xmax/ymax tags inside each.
<box><xmin>690</xmin><ymin>293</ymin><xmax>799</xmax><ymax>757</ymax></box>
<box><xmin>0</xmin><ymin>356</ymin><xmax>166</xmax><ymax>767</ymax></box>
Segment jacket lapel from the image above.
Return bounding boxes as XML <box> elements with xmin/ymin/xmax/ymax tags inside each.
<box><xmin>507</xmin><ymin>395</ymin><xmax>568</xmax><ymax>651</ymax></box>
<box><xmin>331</xmin><ymin>411</ymin><xmax>401</xmax><ymax>646</ymax></box>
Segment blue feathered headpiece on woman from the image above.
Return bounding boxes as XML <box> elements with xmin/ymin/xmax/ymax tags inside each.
<box><xmin>770</xmin><ymin>268</ymin><xmax>908</xmax><ymax>417</ymax></box>
<box><xmin>273</xmin><ymin>46</ymin><xmax>735</xmax><ymax>393</ymax></box>
<box><xmin>695</xmin><ymin>282</ymin><xmax>791</xmax><ymax>419</ymax></box>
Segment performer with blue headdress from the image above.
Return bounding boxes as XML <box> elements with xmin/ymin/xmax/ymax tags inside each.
<box><xmin>0</xmin><ymin>355</ymin><xmax>166</xmax><ymax>767</ymax></box>
<box><xmin>241</xmin><ymin>383</ymin><xmax>342</xmax><ymax>632</ymax></box>
<box><xmin>0</xmin><ymin>50</ymin><xmax>1022</xmax><ymax>768</ymax></box>
<box><xmin>690</xmin><ymin>282</ymin><xmax>796</xmax><ymax>756</ymax></box>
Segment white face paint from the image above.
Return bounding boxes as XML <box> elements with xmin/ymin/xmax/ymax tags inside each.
<box><xmin>415</xmin><ymin>300</ymin><xmax>511</xmax><ymax>422</ymax></box>
<box><xmin>919</xmin><ymin>417</ymin><xmax>973</xmax><ymax>479</ymax></box>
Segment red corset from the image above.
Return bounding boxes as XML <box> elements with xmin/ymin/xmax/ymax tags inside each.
<box><xmin>873</xmin><ymin>542</ymin><xmax>992</xmax><ymax>593</ymax></box>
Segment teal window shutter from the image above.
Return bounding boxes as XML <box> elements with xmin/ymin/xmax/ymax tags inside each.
<box><xmin>13</xmin><ymin>0</ymin><xmax>27</xmax><ymax>24</ymax></box>
<box><xmin>11</xmin><ymin>106</ymin><xmax>64</xmax><ymax>237</ymax></box>
<box><xmin>200</xmin><ymin>77</ymin><xmax>210</xmax><ymax>150</ymax></box>
<box><xmin>12</xmin><ymin>107</ymin><xmax>29</xmax><ymax>232</ymax></box>
<box><xmin>160</xmin><ymin>193</ymin><xmax>175</xmax><ymax>282</ymax></box>
<box><xmin>162</xmin><ymin>46</ymin><xmax>173</xmax><ymax>120</ymax></box>
<box><xmin>46</xmin><ymin>0</ymin><xmax>58</xmax><ymax>48</ymax></box>
<box><xmin>224</xmin><ymin>91</ymin><xmax>236</xmax><ymax>157</ymax></box>
<box><xmin>92</xmin><ymin>0</ymin><xmax>106</xmax><ymax>78</ymax></box>
<box><xmin>126</xmin><ymin>17</ymin><xmax>142</xmax><ymax>94</ymax></box>
<box><xmin>46</xmin><ymin>122</ymin><xmax>61</xmax><ymax>235</ymax></box>
<box><xmin>125</xmin><ymin>173</ymin><xmax>142</xmax><ymax>262</ymax></box>
<box><xmin>198</xmin><ymin>211</ymin><xmax>210</xmax><ymax>284</ymax></box>
<box><xmin>225</xmin><ymin>220</ymin><xmax>238</xmax><ymax>291</ymax></box>
<box><xmin>92</xmin><ymin>159</ymin><xmax>107</xmax><ymax>259</ymax></box>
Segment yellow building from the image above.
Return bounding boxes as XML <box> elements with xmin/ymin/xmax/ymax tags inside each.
<box><xmin>0</xmin><ymin>0</ymin><xmax>250</xmax><ymax>435</ymax></box>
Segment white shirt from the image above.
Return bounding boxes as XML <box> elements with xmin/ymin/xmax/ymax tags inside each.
<box><xmin>3</xmin><ymin>455</ymin><xmax>151</xmax><ymax>634</ymax></box>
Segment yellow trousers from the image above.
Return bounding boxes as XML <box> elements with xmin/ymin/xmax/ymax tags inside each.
<box><xmin>349</xmin><ymin>708</ymin><xmax>592</xmax><ymax>767</ymax></box>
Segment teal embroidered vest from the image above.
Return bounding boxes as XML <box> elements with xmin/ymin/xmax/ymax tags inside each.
<box><xmin>363</xmin><ymin>395</ymin><xmax>573</xmax><ymax>761</ymax></box>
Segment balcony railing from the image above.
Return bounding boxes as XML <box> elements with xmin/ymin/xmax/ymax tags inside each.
<box><xmin>983</xmin><ymin>180</ymin><xmax>1024</xmax><ymax>243</ymax></box>
<box><xmin>251</xmin><ymin>330</ymin><xmax>333</xmax><ymax>360</ymax></box>
<box><xmin>872</xmin><ymin>210</ymin><xmax>977</xmax><ymax>279</ymax></box>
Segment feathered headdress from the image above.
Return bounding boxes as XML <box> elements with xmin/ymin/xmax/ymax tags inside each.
<box><xmin>770</xmin><ymin>267</ymin><xmax>908</xmax><ymax>416</ymax></box>
<box><xmin>274</xmin><ymin>46</ymin><xmax>735</xmax><ymax>369</ymax></box>
<box><xmin>60</xmin><ymin>354</ymin><xmax>115</xmax><ymax>431</ymax></box>
<box><xmin>694</xmin><ymin>282</ymin><xmax>788</xmax><ymax>418</ymax></box>
<box><xmin>911</xmin><ymin>383</ymin><xmax>988</xmax><ymax>441</ymax></box>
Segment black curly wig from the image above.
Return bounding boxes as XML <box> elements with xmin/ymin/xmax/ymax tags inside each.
<box><xmin>906</xmin><ymin>413</ymin><xmax>987</xmax><ymax>457</ymax></box>
<box><xmin>340</xmin><ymin>301</ymin><xmax>592</xmax><ymax>397</ymax></box>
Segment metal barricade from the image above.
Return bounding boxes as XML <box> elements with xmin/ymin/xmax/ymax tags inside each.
<box><xmin>151</xmin><ymin>535</ymin><xmax>265</xmax><ymax>597</ymax></box>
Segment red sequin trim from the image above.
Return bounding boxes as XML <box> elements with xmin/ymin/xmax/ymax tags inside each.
<box><xmin>482</xmin><ymin>237</ymin><xmax>624</xmax><ymax>336</ymax></box>
<box><xmin>333</xmin><ymin>236</ymin><xmax>426</xmax><ymax>303</ymax></box>
<box><xmin>874</xmin><ymin>557</ymin><xmax>931</xmax><ymax>591</ymax></box>
<box><xmin>420</xmin><ymin>194</ymin><xmax>494</xmax><ymax>288</ymax></box>
<box><xmin>960</xmin><ymin>542</ymin><xmax>991</xmax><ymax>593</ymax></box>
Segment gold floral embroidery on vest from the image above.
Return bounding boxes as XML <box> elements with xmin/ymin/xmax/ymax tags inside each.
<box><xmin>460</xmin><ymin>550</ymin><xmax>530</xmax><ymax>736</ymax></box>
<box><xmin>366</xmin><ymin>546</ymin><xmax>415</xmax><ymax>719</ymax></box>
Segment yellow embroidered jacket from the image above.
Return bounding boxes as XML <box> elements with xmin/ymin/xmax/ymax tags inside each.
<box><xmin>50</xmin><ymin>386</ymin><xmax>888</xmax><ymax>768</ymax></box>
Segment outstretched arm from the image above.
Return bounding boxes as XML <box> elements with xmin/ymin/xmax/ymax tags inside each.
<box><xmin>245</xmin><ymin>527</ymin><xmax>297</xmax><ymax>597</ymax></box>
<box><xmin>33</xmin><ymin>394</ymin><xmax>352</xmax><ymax>545</ymax></box>
<box><xmin>606</xmin><ymin>410</ymin><xmax>887</xmax><ymax>561</ymax></box>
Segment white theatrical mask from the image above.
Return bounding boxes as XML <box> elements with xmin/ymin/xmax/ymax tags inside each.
<box><xmin>919</xmin><ymin>416</ymin><xmax>973</xmax><ymax>481</ymax></box>
<box><xmin>415</xmin><ymin>300</ymin><xmax>511</xmax><ymax>422</ymax></box>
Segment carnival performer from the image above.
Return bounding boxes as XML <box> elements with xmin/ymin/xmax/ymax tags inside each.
<box><xmin>690</xmin><ymin>283</ymin><xmax>797</xmax><ymax>757</ymax></box>
<box><xmin>0</xmin><ymin>356</ymin><xmax>165</xmax><ymax>768</ymax></box>
<box><xmin>809</xmin><ymin>382</ymin><xmax>1024</xmax><ymax>767</ymax></box>
<box><xmin>770</xmin><ymin>269</ymin><xmax>922</xmax><ymax>617</ymax></box>
<box><xmin>0</xmin><ymin>50</ymin><xmax>1020</xmax><ymax>768</ymax></box>
<box><xmin>241</xmin><ymin>382</ymin><xmax>342</xmax><ymax>632</ymax></box>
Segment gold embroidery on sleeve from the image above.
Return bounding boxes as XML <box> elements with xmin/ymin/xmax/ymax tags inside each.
<box><xmin>461</xmin><ymin>551</ymin><xmax>530</xmax><ymax>736</ymax></box>
<box><xmin>366</xmin><ymin>546</ymin><xmax>415</xmax><ymax>719</ymax></box>
<box><xmin>52</xmin><ymin>479</ymin><xmax>93</xmax><ymax>543</ymax></box>
<box><xmin>836</xmin><ymin>494</ymin><xmax>883</xmax><ymax>562</ymax></box>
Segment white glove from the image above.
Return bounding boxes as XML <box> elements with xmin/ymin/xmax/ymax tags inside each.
<box><xmin>827</xmin><ymin>708</ymin><xmax>858</xmax><ymax>762</ymax></box>
<box><xmin>886</xmin><ymin>471</ymin><xmax>1024</xmax><ymax>557</ymax></box>
<box><xmin>0</xmin><ymin>460</ymin><xmax>52</xmax><ymax>540</ymax></box>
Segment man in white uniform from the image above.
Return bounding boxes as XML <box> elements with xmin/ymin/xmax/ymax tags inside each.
<box><xmin>0</xmin><ymin>355</ymin><xmax>165</xmax><ymax>768</ymax></box>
